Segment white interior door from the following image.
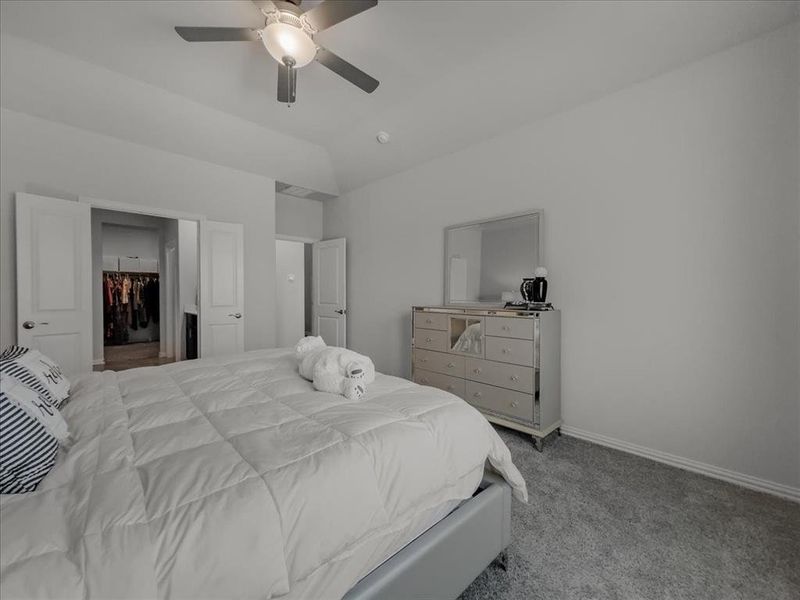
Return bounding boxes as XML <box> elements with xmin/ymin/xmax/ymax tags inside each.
<box><xmin>16</xmin><ymin>193</ymin><xmax>92</xmax><ymax>375</ymax></box>
<box><xmin>312</xmin><ymin>238</ymin><xmax>346</xmax><ymax>347</ymax></box>
<box><xmin>200</xmin><ymin>221</ymin><xmax>244</xmax><ymax>357</ymax></box>
<box><xmin>275</xmin><ymin>239</ymin><xmax>305</xmax><ymax>347</ymax></box>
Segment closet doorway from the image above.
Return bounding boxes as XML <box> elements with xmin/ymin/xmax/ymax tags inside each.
<box><xmin>92</xmin><ymin>209</ymin><xmax>199</xmax><ymax>371</ymax></box>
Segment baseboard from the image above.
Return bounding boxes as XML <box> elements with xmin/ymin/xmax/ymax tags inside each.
<box><xmin>560</xmin><ymin>425</ymin><xmax>800</xmax><ymax>503</ymax></box>
<box><xmin>92</xmin><ymin>359</ymin><xmax>104</xmax><ymax>366</ymax></box>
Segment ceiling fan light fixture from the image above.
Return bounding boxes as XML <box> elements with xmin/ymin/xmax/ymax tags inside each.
<box><xmin>261</xmin><ymin>22</ymin><xmax>316</xmax><ymax>68</ymax></box>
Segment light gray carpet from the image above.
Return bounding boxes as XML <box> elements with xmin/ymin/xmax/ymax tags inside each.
<box><xmin>460</xmin><ymin>428</ymin><xmax>800</xmax><ymax>600</ymax></box>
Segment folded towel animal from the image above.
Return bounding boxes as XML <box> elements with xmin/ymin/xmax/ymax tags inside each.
<box><xmin>294</xmin><ymin>336</ymin><xmax>376</xmax><ymax>400</ymax></box>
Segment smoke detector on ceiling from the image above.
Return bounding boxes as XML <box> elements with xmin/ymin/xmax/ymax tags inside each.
<box><xmin>376</xmin><ymin>131</ymin><xmax>390</xmax><ymax>144</ymax></box>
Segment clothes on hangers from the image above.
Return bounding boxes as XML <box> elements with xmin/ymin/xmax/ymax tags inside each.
<box><xmin>102</xmin><ymin>272</ymin><xmax>160</xmax><ymax>345</ymax></box>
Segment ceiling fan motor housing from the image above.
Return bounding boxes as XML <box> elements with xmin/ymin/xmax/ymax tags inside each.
<box><xmin>262</xmin><ymin>2</ymin><xmax>318</xmax><ymax>36</ymax></box>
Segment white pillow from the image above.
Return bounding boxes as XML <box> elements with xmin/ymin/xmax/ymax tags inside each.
<box><xmin>0</xmin><ymin>378</ymin><xmax>69</xmax><ymax>443</ymax></box>
<box><xmin>0</xmin><ymin>348</ymin><xmax>70</xmax><ymax>406</ymax></box>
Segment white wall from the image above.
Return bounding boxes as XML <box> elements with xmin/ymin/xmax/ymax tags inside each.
<box><xmin>275</xmin><ymin>193</ymin><xmax>324</xmax><ymax>241</ymax></box>
<box><xmin>1</xmin><ymin>108</ymin><xmax>278</xmax><ymax>353</ymax></box>
<box><xmin>102</xmin><ymin>223</ymin><xmax>160</xmax><ymax>260</ymax></box>
<box><xmin>324</xmin><ymin>24</ymin><xmax>800</xmax><ymax>490</ymax></box>
<box><xmin>0</xmin><ymin>34</ymin><xmax>338</xmax><ymax>196</ymax></box>
<box><xmin>275</xmin><ymin>194</ymin><xmax>322</xmax><ymax>342</ymax></box>
<box><xmin>275</xmin><ymin>240</ymin><xmax>306</xmax><ymax>347</ymax></box>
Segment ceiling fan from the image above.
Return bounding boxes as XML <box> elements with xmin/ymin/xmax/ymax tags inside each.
<box><xmin>175</xmin><ymin>0</ymin><xmax>379</xmax><ymax>107</ymax></box>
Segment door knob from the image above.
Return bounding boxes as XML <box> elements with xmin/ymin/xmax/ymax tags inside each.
<box><xmin>335</xmin><ymin>309</ymin><xmax>346</xmax><ymax>315</ymax></box>
<box><xmin>228</xmin><ymin>313</ymin><xmax>242</xmax><ymax>319</ymax></box>
<box><xmin>22</xmin><ymin>321</ymin><xmax>36</xmax><ymax>329</ymax></box>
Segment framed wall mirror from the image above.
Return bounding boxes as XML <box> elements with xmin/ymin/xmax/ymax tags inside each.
<box><xmin>444</xmin><ymin>211</ymin><xmax>542</xmax><ymax>306</ymax></box>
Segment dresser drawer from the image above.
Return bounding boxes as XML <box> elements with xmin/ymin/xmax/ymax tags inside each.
<box><xmin>414</xmin><ymin>349</ymin><xmax>465</xmax><ymax>378</ymax></box>
<box><xmin>414</xmin><ymin>328</ymin><xmax>448</xmax><ymax>352</ymax></box>
<box><xmin>413</xmin><ymin>369</ymin><xmax>465</xmax><ymax>398</ymax></box>
<box><xmin>485</xmin><ymin>336</ymin><xmax>534</xmax><ymax>367</ymax></box>
<box><xmin>465</xmin><ymin>381</ymin><xmax>533</xmax><ymax>422</ymax></box>
<box><xmin>465</xmin><ymin>358</ymin><xmax>533</xmax><ymax>394</ymax></box>
<box><xmin>414</xmin><ymin>311</ymin><xmax>449</xmax><ymax>331</ymax></box>
<box><xmin>485</xmin><ymin>316</ymin><xmax>534</xmax><ymax>340</ymax></box>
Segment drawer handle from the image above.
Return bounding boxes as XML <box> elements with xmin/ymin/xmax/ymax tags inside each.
<box><xmin>425</xmin><ymin>318</ymin><xmax>433</xmax><ymax>324</ymax></box>
<box><xmin>447</xmin><ymin>362</ymin><xmax>456</xmax><ymax>368</ymax></box>
<box><xmin>510</xmin><ymin>375</ymin><xmax>519</xmax><ymax>381</ymax></box>
<box><xmin>502</xmin><ymin>325</ymin><xmax>510</xmax><ymax>331</ymax></box>
<box><xmin>473</xmin><ymin>368</ymin><xmax>482</xmax><ymax>374</ymax></box>
<box><xmin>473</xmin><ymin>392</ymin><xmax>482</xmax><ymax>398</ymax></box>
<box><xmin>426</xmin><ymin>337</ymin><xmax>433</xmax><ymax>343</ymax></box>
<box><xmin>502</xmin><ymin>348</ymin><xmax>511</xmax><ymax>354</ymax></box>
<box><xmin>419</xmin><ymin>358</ymin><xmax>427</xmax><ymax>362</ymax></box>
<box><xmin>511</xmin><ymin>401</ymin><xmax>519</xmax><ymax>408</ymax></box>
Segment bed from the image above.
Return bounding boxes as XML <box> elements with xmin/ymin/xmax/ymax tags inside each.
<box><xmin>0</xmin><ymin>348</ymin><xmax>526</xmax><ymax>599</ymax></box>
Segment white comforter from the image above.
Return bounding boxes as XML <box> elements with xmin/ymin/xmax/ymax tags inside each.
<box><xmin>0</xmin><ymin>349</ymin><xmax>526</xmax><ymax>599</ymax></box>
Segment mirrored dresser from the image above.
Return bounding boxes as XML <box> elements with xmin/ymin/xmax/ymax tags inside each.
<box><xmin>412</xmin><ymin>305</ymin><xmax>561</xmax><ymax>450</ymax></box>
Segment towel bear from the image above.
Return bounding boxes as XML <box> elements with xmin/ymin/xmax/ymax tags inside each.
<box><xmin>294</xmin><ymin>336</ymin><xmax>376</xmax><ymax>400</ymax></box>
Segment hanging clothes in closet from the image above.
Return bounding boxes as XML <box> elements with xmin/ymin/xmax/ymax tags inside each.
<box><xmin>103</xmin><ymin>272</ymin><xmax>160</xmax><ymax>345</ymax></box>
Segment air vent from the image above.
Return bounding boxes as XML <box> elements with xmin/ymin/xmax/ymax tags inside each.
<box><xmin>276</xmin><ymin>181</ymin><xmax>338</xmax><ymax>201</ymax></box>
<box><xmin>282</xmin><ymin>185</ymin><xmax>314</xmax><ymax>198</ymax></box>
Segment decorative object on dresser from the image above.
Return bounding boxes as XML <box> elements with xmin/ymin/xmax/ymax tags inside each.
<box><xmin>412</xmin><ymin>306</ymin><xmax>561</xmax><ymax>451</ymax></box>
<box><xmin>520</xmin><ymin>277</ymin><xmax>536</xmax><ymax>302</ymax></box>
<box><xmin>532</xmin><ymin>266</ymin><xmax>548</xmax><ymax>302</ymax></box>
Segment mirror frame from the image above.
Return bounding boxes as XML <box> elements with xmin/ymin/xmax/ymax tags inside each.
<box><xmin>443</xmin><ymin>210</ymin><xmax>543</xmax><ymax>307</ymax></box>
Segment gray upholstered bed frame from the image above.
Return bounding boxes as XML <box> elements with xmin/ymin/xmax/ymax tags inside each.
<box><xmin>343</xmin><ymin>471</ymin><xmax>511</xmax><ymax>600</ymax></box>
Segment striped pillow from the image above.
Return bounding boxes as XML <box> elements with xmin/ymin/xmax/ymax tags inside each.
<box><xmin>0</xmin><ymin>383</ymin><xmax>62</xmax><ymax>494</ymax></box>
<box><xmin>0</xmin><ymin>345</ymin><xmax>29</xmax><ymax>361</ymax></box>
<box><xmin>0</xmin><ymin>347</ymin><xmax>70</xmax><ymax>408</ymax></box>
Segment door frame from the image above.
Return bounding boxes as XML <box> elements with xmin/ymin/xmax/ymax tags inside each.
<box><xmin>275</xmin><ymin>233</ymin><xmax>320</xmax><ymax>342</ymax></box>
<box><xmin>78</xmin><ymin>196</ymin><xmax>206</xmax><ymax>360</ymax></box>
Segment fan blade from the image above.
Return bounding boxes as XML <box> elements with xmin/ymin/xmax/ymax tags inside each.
<box><xmin>302</xmin><ymin>0</ymin><xmax>377</xmax><ymax>32</ymax></box>
<box><xmin>277</xmin><ymin>63</ymin><xmax>297</xmax><ymax>104</ymax></box>
<box><xmin>174</xmin><ymin>27</ymin><xmax>260</xmax><ymax>42</ymax></box>
<box><xmin>315</xmin><ymin>47</ymin><xmax>379</xmax><ymax>93</ymax></box>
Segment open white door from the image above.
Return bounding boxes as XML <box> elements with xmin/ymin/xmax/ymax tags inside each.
<box><xmin>312</xmin><ymin>238</ymin><xmax>346</xmax><ymax>347</ymax></box>
<box><xmin>200</xmin><ymin>221</ymin><xmax>244</xmax><ymax>357</ymax></box>
<box><xmin>15</xmin><ymin>193</ymin><xmax>92</xmax><ymax>375</ymax></box>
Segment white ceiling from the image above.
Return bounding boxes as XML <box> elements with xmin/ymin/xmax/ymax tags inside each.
<box><xmin>1</xmin><ymin>1</ymin><xmax>798</xmax><ymax>193</ymax></box>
